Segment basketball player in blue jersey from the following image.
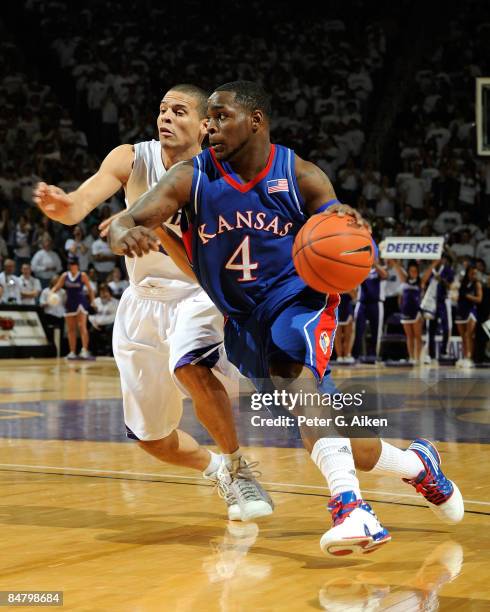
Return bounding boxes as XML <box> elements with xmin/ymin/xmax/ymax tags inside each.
<box><xmin>109</xmin><ymin>81</ymin><xmax>464</xmax><ymax>556</ymax></box>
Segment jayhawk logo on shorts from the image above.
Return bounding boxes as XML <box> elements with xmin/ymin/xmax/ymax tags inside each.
<box><xmin>319</xmin><ymin>331</ymin><xmax>330</xmax><ymax>354</ymax></box>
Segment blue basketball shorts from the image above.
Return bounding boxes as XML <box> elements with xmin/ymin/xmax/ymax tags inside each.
<box><xmin>224</xmin><ymin>288</ymin><xmax>340</xmax><ymax>388</ymax></box>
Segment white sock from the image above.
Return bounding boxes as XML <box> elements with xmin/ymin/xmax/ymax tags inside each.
<box><xmin>223</xmin><ymin>448</ymin><xmax>242</xmax><ymax>469</ymax></box>
<box><xmin>371</xmin><ymin>440</ymin><xmax>424</xmax><ymax>479</ymax></box>
<box><xmin>311</xmin><ymin>438</ymin><xmax>361</xmax><ymax>498</ymax></box>
<box><xmin>203</xmin><ymin>450</ymin><xmax>223</xmax><ymax>476</ymax></box>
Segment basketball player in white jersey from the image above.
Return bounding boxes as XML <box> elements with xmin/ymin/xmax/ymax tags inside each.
<box><xmin>33</xmin><ymin>84</ymin><xmax>273</xmax><ymax>521</ymax></box>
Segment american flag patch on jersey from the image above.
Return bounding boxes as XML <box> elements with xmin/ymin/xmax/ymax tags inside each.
<box><xmin>267</xmin><ymin>178</ymin><xmax>289</xmax><ymax>193</ymax></box>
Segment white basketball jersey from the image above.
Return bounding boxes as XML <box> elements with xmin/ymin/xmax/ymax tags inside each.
<box><xmin>124</xmin><ymin>140</ymin><xmax>198</xmax><ymax>292</ymax></box>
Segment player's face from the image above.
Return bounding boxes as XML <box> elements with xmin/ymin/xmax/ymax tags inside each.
<box><xmin>207</xmin><ymin>91</ymin><xmax>252</xmax><ymax>161</ymax></box>
<box><xmin>157</xmin><ymin>91</ymin><xmax>206</xmax><ymax>149</ymax></box>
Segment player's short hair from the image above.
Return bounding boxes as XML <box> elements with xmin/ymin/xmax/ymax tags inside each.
<box><xmin>214</xmin><ymin>81</ymin><xmax>272</xmax><ymax>118</ymax></box>
<box><xmin>168</xmin><ymin>83</ymin><xmax>209</xmax><ymax>118</ymax></box>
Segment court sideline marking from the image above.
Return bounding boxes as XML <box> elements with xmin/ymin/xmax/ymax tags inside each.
<box><xmin>1</xmin><ymin>462</ymin><xmax>489</xmax><ymax>507</ymax></box>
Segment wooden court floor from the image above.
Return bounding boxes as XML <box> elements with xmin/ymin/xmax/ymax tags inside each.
<box><xmin>0</xmin><ymin>358</ymin><xmax>489</xmax><ymax>611</ymax></box>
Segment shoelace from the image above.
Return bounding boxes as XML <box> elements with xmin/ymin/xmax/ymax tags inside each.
<box><xmin>231</xmin><ymin>461</ymin><xmax>265</xmax><ymax>502</ymax></box>
<box><xmin>411</xmin><ymin>471</ymin><xmax>452</xmax><ymax>505</ymax></box>
<box><xmin>328</xmin><ymin>498</ymin><xmax>362</xmax><ymax>526</ymax></box>
<box><xmin>215</xmin><ymin>478</ymin><xmax>237</xmax><ymax>505</ymax></box>
<box><xmin>233</xmin><ymin>460</ymin><xmax>262</xmax><ymax>481</ymax></box>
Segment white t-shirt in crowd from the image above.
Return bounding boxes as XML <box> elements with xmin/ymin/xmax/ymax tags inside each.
<box><xmin>451</xmin><ymin>243</ymin><xmax>475</xmax><ymax>259</ymax></box>
<box><xmin>19</xmin><ymin>275</ymin><xmax>42</xmax><ymax>305</ymax></box>
<box><xmin>65</xmin><ymin>238</ymin><xmax>91</xmax><ymax>271</ymax></box>
<box><xmin>91</xmin><ymin>239</ymin><xmax>116</xmax><ymax>274</ymax></box>
<box><xmin>89</xmin><ymin>296</ymin><xmax>119</xmax><ymax>327</ymax></box>
<box><xmin>476</xmin><ymin>239</ymin><xmax>490</xmax><ymax>269</ymax></box>
<box><xmin>402</xmin><ymin>177</ymin><xmax>427</xmax><ymax>209</ymax></box>
<box><xmin>434</xmin><ymin>212</ymin><xmax>462</xmax><ymax>234</ymax></box>
<box><xmin>0</xmin><ymin>272</ymin><xmax>22</xmax><ymax>304</ymax></box>
<box><xmin>31</xmin><ymin>249</ymin><xmax>62</xmax><ymax>280</ymax></box>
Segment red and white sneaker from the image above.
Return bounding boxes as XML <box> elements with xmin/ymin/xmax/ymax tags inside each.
<box><xmin>403</xmin><ymin>439</ymin><xmax>464</xmax><ymax>524</ymax></box>
<box><xmin>320</xmin><ymin>491</ymin><xmax>391</xmax><ymax>556</ymax></box>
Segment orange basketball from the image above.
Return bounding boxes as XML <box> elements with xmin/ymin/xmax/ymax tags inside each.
<box><xmin>292</xmin><ymin>214</ymin><xmax>375</xmax><ymax>294</ymax></box>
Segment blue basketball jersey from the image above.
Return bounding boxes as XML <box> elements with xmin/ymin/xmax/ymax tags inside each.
<box><xmin>183</xmin><ymin>144</ymin><xmax>316</xmax><ymax>321</ymax></box>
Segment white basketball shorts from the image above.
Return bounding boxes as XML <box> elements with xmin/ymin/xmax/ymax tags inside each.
<box><xmin>113</xmin><ymin>284</ymin><xmax>237</xmax><ymax>441</ymax></box>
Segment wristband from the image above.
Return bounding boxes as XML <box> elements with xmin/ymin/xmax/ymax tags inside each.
<box><xmin>314</xmin><ymin>199</ymin><xmax>340</xmax><ymax>214</ymax></box>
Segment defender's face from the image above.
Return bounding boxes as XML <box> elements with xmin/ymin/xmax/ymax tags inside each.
<box><xmin>157</xmin><ymin>90</ymin><xmax>203</xmax><ymax>149</ymax></box>
<box><xmin>207</xmin><ymin>91</ymin><xmax>252</xmax><ymax>161</ymax></box>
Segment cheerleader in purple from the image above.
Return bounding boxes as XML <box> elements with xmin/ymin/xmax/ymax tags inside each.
<box><xmin>52</xmin><ymin>255</ymin><xmax>95</xmax><ymax>359</ymax></box>
<box><xmin>455</xmin><ymin>265</ymin><xmax>482</xmax><ymax>367</ymax></box>
<box><xmin>393</xmin><ymin>260</ymin><xmax>423</xmax><ymax>364</ymax></box>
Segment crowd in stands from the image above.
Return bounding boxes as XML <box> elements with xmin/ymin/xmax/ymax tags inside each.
<box><xmin>0</xmin><ymin>0</ymin><xmax>489</xmax><ymax>362</ymax></box>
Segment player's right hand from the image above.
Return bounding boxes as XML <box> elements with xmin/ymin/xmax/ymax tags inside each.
<box><xmin>33</xmin><ymin>182</ymin><xmax>73</xmax><ymax>221</ymax></box>
<box><xmin>108</xmin><ymin>225</ymin><xmax>161</xmax><ymax>258</ymax></box>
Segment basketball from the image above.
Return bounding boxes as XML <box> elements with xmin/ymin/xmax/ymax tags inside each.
<box><xmin>292</xmin><ymin>214</ymin><xmax>375</xmax><ymax>294</ymax></box>
<box><xmin>47</xmin><ymin>291</ymin><xmax>61</xmax><ymax>306</ymax></box>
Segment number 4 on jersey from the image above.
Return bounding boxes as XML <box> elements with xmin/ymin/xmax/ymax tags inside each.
<box><xmin>225</xmin><ymin>236</ymin><xmax>258</xmax><ymax>282</ymax></box>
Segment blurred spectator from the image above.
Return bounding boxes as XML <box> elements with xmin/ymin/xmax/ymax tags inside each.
<box><xmin>91</xmin><ymin>235</ymin><xmax>116</xmax><ymax>280</ymax></box>
<box><xmin>39</xmin><ymin>274</ymin><xmax>66</xmax><ymax>347</ymax></box>
<box><xmin>19</xmin><ymin>263</ymin><xmax>42</xmax><ymax>305</ymax></box>
<box><xmin>476</xmin><ymin>226</ymin><xmax>490</xmax><ymax>271</ymax></box>
<box><xmin>86</xmin><ymin>266</ymin><xmax>98</xmax><ymax>296</ymax></box>
<box><xmin>65</xmin><ymin>225</ymin><xmax>90</xmax><ymax>271</ymax></box>
<box><xmin>0</xmin><ymin>231</ymin><xmax>9</xmax><ymax>270</ymax></box>
<box><xmin>458</xmin><ymin>165</ymin><xmax>480</xmax><ymax>214</ymax></box>
<box><xmin>0</xmin><ymin>259</ymin><xmax>21</xmax><ymax>304</ymax></box>
<box><xmin>89</xmin><ymin>283</ymin><xmax>118</xmax><ymax>329</ymax></box>
<box><xmin>434</xmin><ymin>201</ymin><xmax>462</xmax><ymax>235</ymax></box>
<box><xmin>451</xmin><ymin>230</ymin><xmax>475</xmax><ymax>262</ymax></box>
<box><xmin>400</xmin><ymin>164</ymin><xmax>427</xmax><ymax>218</ymax></box>
<box><xmin>337</xmin><ymin>158</ymin><xmax>361</xmax><ymax>205</ymax></box>
<box><xmin>31</xmin><ymin>237</ymin><xmax>63</xmax><ymax>288</ymax></box>
<box><xmin>374</xmin><ymin>176</ymin><xmax>396</xmax><ymax>218</ymax></box>
<box><xmin>12</xmin><ymin>214</ymin><xmax>32</xmax><ymax>274</ymax></box>
<box><xmin>108</xmin><ymin>267</ymin><xmax>129</xmax><ymax>299</ymax></box>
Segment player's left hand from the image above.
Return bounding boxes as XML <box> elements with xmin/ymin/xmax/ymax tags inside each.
<box><xmin>324</xmin><ymin>203</ymin><xmax>371</xmax><ymax>232</ymax></box>
<box><xmin>108</xmin><ymin>225</ymin><xmax>161</xmax><ymax>257</ymax></box>
<box><xmin>98</xmin><ymin>210</ymin><xmax>127</xmax><ymax>238</ymax></box>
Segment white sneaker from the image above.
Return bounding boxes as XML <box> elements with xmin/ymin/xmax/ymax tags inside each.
<box><xmin>66</xmin><ymin>352</ymin><xmax>77</xmax><ymax>360</ymax></box>
<box><xmin>320</xmin><ymin>491</ymin><xmax>391</xmax><ymax>556</ymax></box>
<box><xmin>215</xmin><ymin>457</ymin><xmax>274</xmax><ymax>521</ymax></box>
<box><xmin>205</xmin><ymin>460</ymin><xmax>241</xmax><ymax>521</ymax></box>
<box><xmin>463</xmin><ymin>358</ymin><xmax>474</xmax><ymax>369</ymax></box>
<box><xmin>403</xmin><ymin>439</ymin><xmax>464</xmax><ymax>524</ymax></box>
<box><xmin>337</xmin><ymin>356</ymin><xmax>345</xmax><ymax>363</ymax></box>
<box><xmin>422</xmin><ymin>354</ymin><xmax>432</xmax><ymax>365</ymax></box>
<box><xmin>455</xmin><ymin>358</ymin><xmax>465</xmax><ymax>368</ymax></box>
<box><xmin>79</xmin><ymin>348</ymin><xmax>94</xmax><ymax>360</ymax></box>
<box><xmin>343</xmin><ymin>355</ymin><xmax>355</xmax><ymax>364</ymax></box>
